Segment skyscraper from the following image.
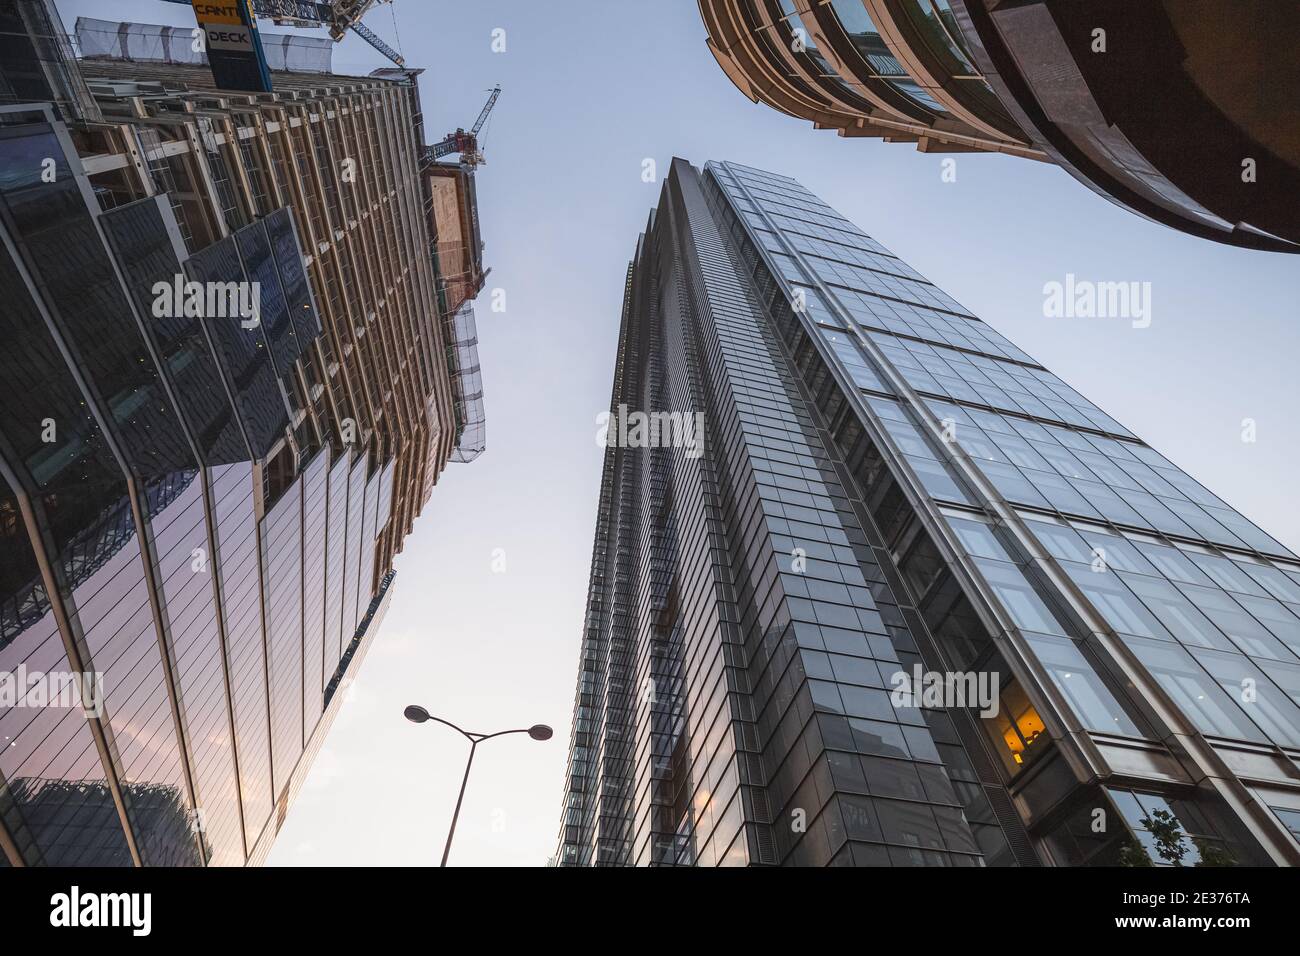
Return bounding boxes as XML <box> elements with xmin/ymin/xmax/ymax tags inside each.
<box><xmin>698</xmin><ymin>1</ymin><xmax>1300</xmax><ymax>252</ymax></box>
<box><xmin>0</xmin><ymin>8</ymin><xmax>485</xmax><ymax>866</ymax></box>
<box><xmin>556</xmin><ymin>158</ymin><xmax>1300</xmax><ymax>867</ymax></box>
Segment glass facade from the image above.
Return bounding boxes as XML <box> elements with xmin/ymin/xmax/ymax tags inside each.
<box><xmin>0</xmin><ymin>89</ymin><xmax>431</xmax><ymax>866</ymax></box>
<box><xmin>699</xmin><ymin>2</ymin><xmax>1300</xmax><ymax>252</ymax></box>
<box><xmin>700</xmin><ymin>0</ymin><xmax>1033</xmax><ymax>161</ymax></box>
<box><xmin>557</xmin><ymin>159</ymin><xmax>1300</xmax><ymax>866</ymax></box>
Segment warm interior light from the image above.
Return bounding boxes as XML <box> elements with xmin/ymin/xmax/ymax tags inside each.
<box><xmin>998</xmin><ymin>698</ymin><xmax>1045</xmax><ymax>765</ymax></box>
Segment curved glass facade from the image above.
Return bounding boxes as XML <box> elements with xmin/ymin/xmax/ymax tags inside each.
<box><xmin>700</xmin><ymin>0</ymin><xmax>1039</xmax><ymax>157</ymax></box>
<box><xmin>827</xmin><ymin>0</ymin><xmax>948</xmax><ymax>112</ymax></box>
<box><xmin>702</xmin><ymin>2</ymin><xmax>1299</xmax><ymax>249</ymax></box>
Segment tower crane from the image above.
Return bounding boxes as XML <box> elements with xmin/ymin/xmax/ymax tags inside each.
<box><xmin>156</xmin><ymin>1</ymin><xmax>500</xmax><ymax>166</ymax></box>
<box><xmin>423</xmin><ymin>86</ymin><xmax>500</xmax><ymax>169</ymax></box>
<box><xmin>159</xmin><ymin>0</ymin><xmax>405</xmax><ymax>67</ymax></box>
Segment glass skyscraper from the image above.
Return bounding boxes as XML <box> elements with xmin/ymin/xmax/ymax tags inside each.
<box><xmin>556</xmin><ymin>158</ymin><xmax>1300</xmax><ymax>867</ymax></box>
<box><xmin>0</xmin><ymin>8</ymin><xmax>483</xmax><ymax>866</ymax></box>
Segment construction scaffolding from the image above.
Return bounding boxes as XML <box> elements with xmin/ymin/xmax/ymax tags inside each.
<box><xmin>443</xmin><ymin>302</ymin><xmax>486</xmax><ymax>463</ymax></box>
<box><xmin>76</xmin><ymin>16</ymin><xmax>334</xmax><ymax>73</ymax></box>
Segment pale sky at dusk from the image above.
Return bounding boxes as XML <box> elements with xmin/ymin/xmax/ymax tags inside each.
<box><xmin>54</xmin><ymin>0</ymin><xmax>1300</xmax><ymax>866</ymax></box>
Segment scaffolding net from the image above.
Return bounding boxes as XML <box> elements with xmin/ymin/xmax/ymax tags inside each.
<box><xmin>443</xmin><ymin>302</ymin><xmax>486</xmax><ymax>463</ymax></box>
<box><xmin>75</xmin><ymin>17</ymin><xmax>334</xmax><ymax>73</ymax></box>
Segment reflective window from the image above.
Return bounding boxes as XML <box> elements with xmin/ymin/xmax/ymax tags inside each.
<box><xmin>827</xmin><ymin>0</ymin><xmax>948</xmax><ymax>112</ymax></box>
<box><xmin>1108</xmin><ymin>788</ymin><xmax>1234</xmax><ymax>866</ymax></box>
<box><xmin>1188</xmin><ymin>648</ymin><xmax>1300</xmax><ymax>747</ymax></box>
<box><xmin>975</xmin><ymin>559</ymin><xmax>1067</xmax><ymax>636</ymax></box>
<box><xmin>1022</xmin><ymin>632</ymin><xmax>1143</xmax><ymax>736</ymax></box>
<box><xmin>1128</xmin><ymin>637</ymin><xmax>1270</xmax><ymax>743</ymax></box>
<box><xmin>946</xmin><ymin>515</ymin><xmax>1014</xmax><ymax>562</ymax></box>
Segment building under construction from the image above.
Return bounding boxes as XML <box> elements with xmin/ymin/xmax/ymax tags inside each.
<box><xmin>0</xmin><ymin>0</ymin><xmax>489</xmax><ymax>865</ymax></box>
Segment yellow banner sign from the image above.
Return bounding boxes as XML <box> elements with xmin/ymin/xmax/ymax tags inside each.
<box><xmin>190</xmin><ymin>1</ymin><xmax>245</xmax><ymax>26</ymax></box>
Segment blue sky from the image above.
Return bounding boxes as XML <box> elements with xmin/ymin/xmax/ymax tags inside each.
<box><xmin>54</xmin><ymin>0</ymin><xmax>1300</xmax><ymax>865</ymax></box>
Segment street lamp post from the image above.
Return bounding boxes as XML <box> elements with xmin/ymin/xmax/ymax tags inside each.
<box><xmin>403</xmin><ymin>704</ymin><xmax>552</xmax><ymax>866</ymax></box>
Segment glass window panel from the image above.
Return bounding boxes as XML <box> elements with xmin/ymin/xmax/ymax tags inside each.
<box><xmin>989</xmin><ymin>433</ymin><xmax>1052</xmax><ymax>472</ymax></box>
<box><xmin>1023</xmin><ymin>517</ymin><xmax>1094</xmax><ymax>565</ymax></box>
<box><xmin>1065</xmin><ymin>565</ymin><xmax>1169</xmax><ymax>640</ymax></box>
<box><xmin>975</xmin><ymin>559</ymin><xmax>1067</xmax><ymax>636</ymax></box>
<box><xmin>1119</xmin><ymin>574</ymin><xmax>1237</xmax><ymax>652</ymax></box>
<box><xmin>1074</xmin><ymin>450</ymin><xmax>1142</xmax><ymax>489</ymax></box>
<box><xmin>1207</xmin><ymin>510</ymin><xmax>1292</xmax><ymax>557</ymax></box>
<box><xmin>1255</xmin><ymin>660</ymin><xmax>1300</xmax><ymax>709</ymax></box>
<box><xmin>1163</xmin><ymin>500</ymin><xmax>1247</xmax><ymax>549</ymax></box>
<box><xmin>1137</xmin><ymin>544</ymin><xmax>1221</xmax><ymax>587</ymax></box>
<box><xmin>979</xmin><ymin>460</ymin><xmax>1050</xmax><ymax>509</ymax></box>
<box><xmin>1033</xmin><ymin>442</ymin><xmax>1096</xmax><ymax>481</ymax></box>
<box><xmin>1175</xmin><ymin>583</ymin><xmax>1298</xmax><ymax>662</ymax></box>
<box><xmin>1271</xmin><ymin>806</ymin><xmax>1300</xmax><ymax>842</ymax></box>
<box><xmin>905</xmin><ymin>454</ymin><xmax>973</xmax><ymax>504</ymax></box>
<box><xmin>1074</xmin><ymin>528</ymin><xmax>1159</xmax><ymax>575</ymax></box>
<box><xmin>956</xmin><ymin>430</ymin><xmax>1006</xmax><ymax>464</ymax></box>
<box><xmin>1128</xmin><ymin>637</ymin><xmax>1269</xmax><ymax>743</ymax></box>
<box><xmin>1158</xmin><ymin>469</ymin><xmax>1229</xmax><ymax>508</ymax></box>
<box><xmin>1224</xmin><ymin>593</ymin><xmax>1300</xmax><ymax>660</ymax></box>
<box><xmin>1189</xmin><ymin>648</ymin><xmax>1300</xmax><ymax>748</ymax></box>
<box><xmin>1240</xmin><ymin>564</ymin><xmax>1300</xmax><ymax>604</ymax></box>
<box><xmin>1030</xmin><ymin>472</ymin><xmax>1105</xmax><ymax>519</ymax></box>
<box><xmin>1022</xmin><ymin>632</ymin><xmax>1143</xmax><ymax>737</ymax></box>
<box><xmin>1185</xmin><ymin>552</ymin><xmax>1269</xmax><ymax>595</ymax></box>
<box><xmin>946</xmin><ymin>515</ymin><xmax>1014</xmax><ymax>562</ymax></box>
<box><xmin>1071</xmin><ymin>479</ymin><xmax>1147</xmax><ymax>526</ymax></box>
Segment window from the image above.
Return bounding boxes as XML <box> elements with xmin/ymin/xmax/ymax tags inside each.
<box><xmin>1031</xmin><ymin>471</ymin><xmax>1105</xmax><ymax>519</ymax></box>
<box><xmin>1120</xmin><ymin>574</ymin><xmax>1237</xmax><ymax>652</ymax></box>
<box><xmin>946</xmin><ymin>515</ymin><xmax>1014</xmax><ymax>562</ymax></box>
<box><xmin>1178</xmin><ymin>585</ymin><xmax>1299</xmax><ymax>662</ymax></box>
<box><xmin>1107</xmin><ymin>788</ymin><xmax>1234</xmax><ymax>866</ymax></box>
<box><xmin>976</xmin><ymin>559</ymin><xmax>1067</xmax><ymax>636</ymax></box>
<box><xmin>1128</xmin><ymin>637</ymin><xmax>1269</xmax><ymax>743</ymax></box>
<box><xmin>1228</xmin><ymin>593</ymin><xmax>1300</xmax><ymax>660</ymax></box>
<box><xmin>1270</xmin><ymin>806</ymin><xmax>1300</xmax><ymax>845</ymax></box>
<box><xmin>1066</xmin><ymin>566</ymin><xmax>1169</xmax><ymax>640</ymax></box>
<box><xmin>1134</xmin><ymin>541</ymin><xmax>1216</xmax><ymax>586</ymax></box>
<box><xmin>1185</xmin><ymin>551</ymin><xmax>1268</xmax><ymax>594</ymax></box>
<box><xmin>1241</xmin><ymin>563</ymin><xmax>1300</xmax><ymax>603</ymax></box>
<box><xmin>979</xmin><ymin>460</ymin><xmax>1050</xmax><ymax>508</ymax></box>
<box><xmin>1022</xmin><ymin>632</ymin><xmax>1143</xmax><ymax>737</ymax></box>
<box><xmin>1024</xmin><ymin>517</ymin><xmax>1094</xmax><ymax>565</ymax></box>
<box><xmin>1076</xmin><ymin>528</ymin><xmax>1158</xmax><ymax>575</ymax></box>
<box><xmin>957</xmin><ymin>431</ymin><xmax>1006</xmax><ymax>464</ymax></box>
<box><xmin>905</xmin><ymin>454</ymin><xmax>973</xmax><ymax>504</ymax></box>
<box><xmin>1189</xmin><ymin>648</ymin><xmax>1300</xmax><ymax>748</ymax></box>
<box><xmin>987</xmin><ymin>677</ymin><xmax>1046</xmax><ymax>769</ymax></box>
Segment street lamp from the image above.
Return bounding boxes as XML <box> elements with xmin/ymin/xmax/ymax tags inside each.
<box><xmin>403</xmin><ymin>704</ymin><xmax>552</xmax><ymax>866</ymax></box>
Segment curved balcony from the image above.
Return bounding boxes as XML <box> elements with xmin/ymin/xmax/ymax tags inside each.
<box><xmin>700</xmin><ymin>0</ymin><xmax>1043</xmax><ymax>157</ymax></box>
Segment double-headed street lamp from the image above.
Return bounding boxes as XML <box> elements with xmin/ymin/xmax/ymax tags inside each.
<box><xmin>403</xmin><ymin>704</ymin><xmax>552</xmax><ymax>866</ymax></box>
